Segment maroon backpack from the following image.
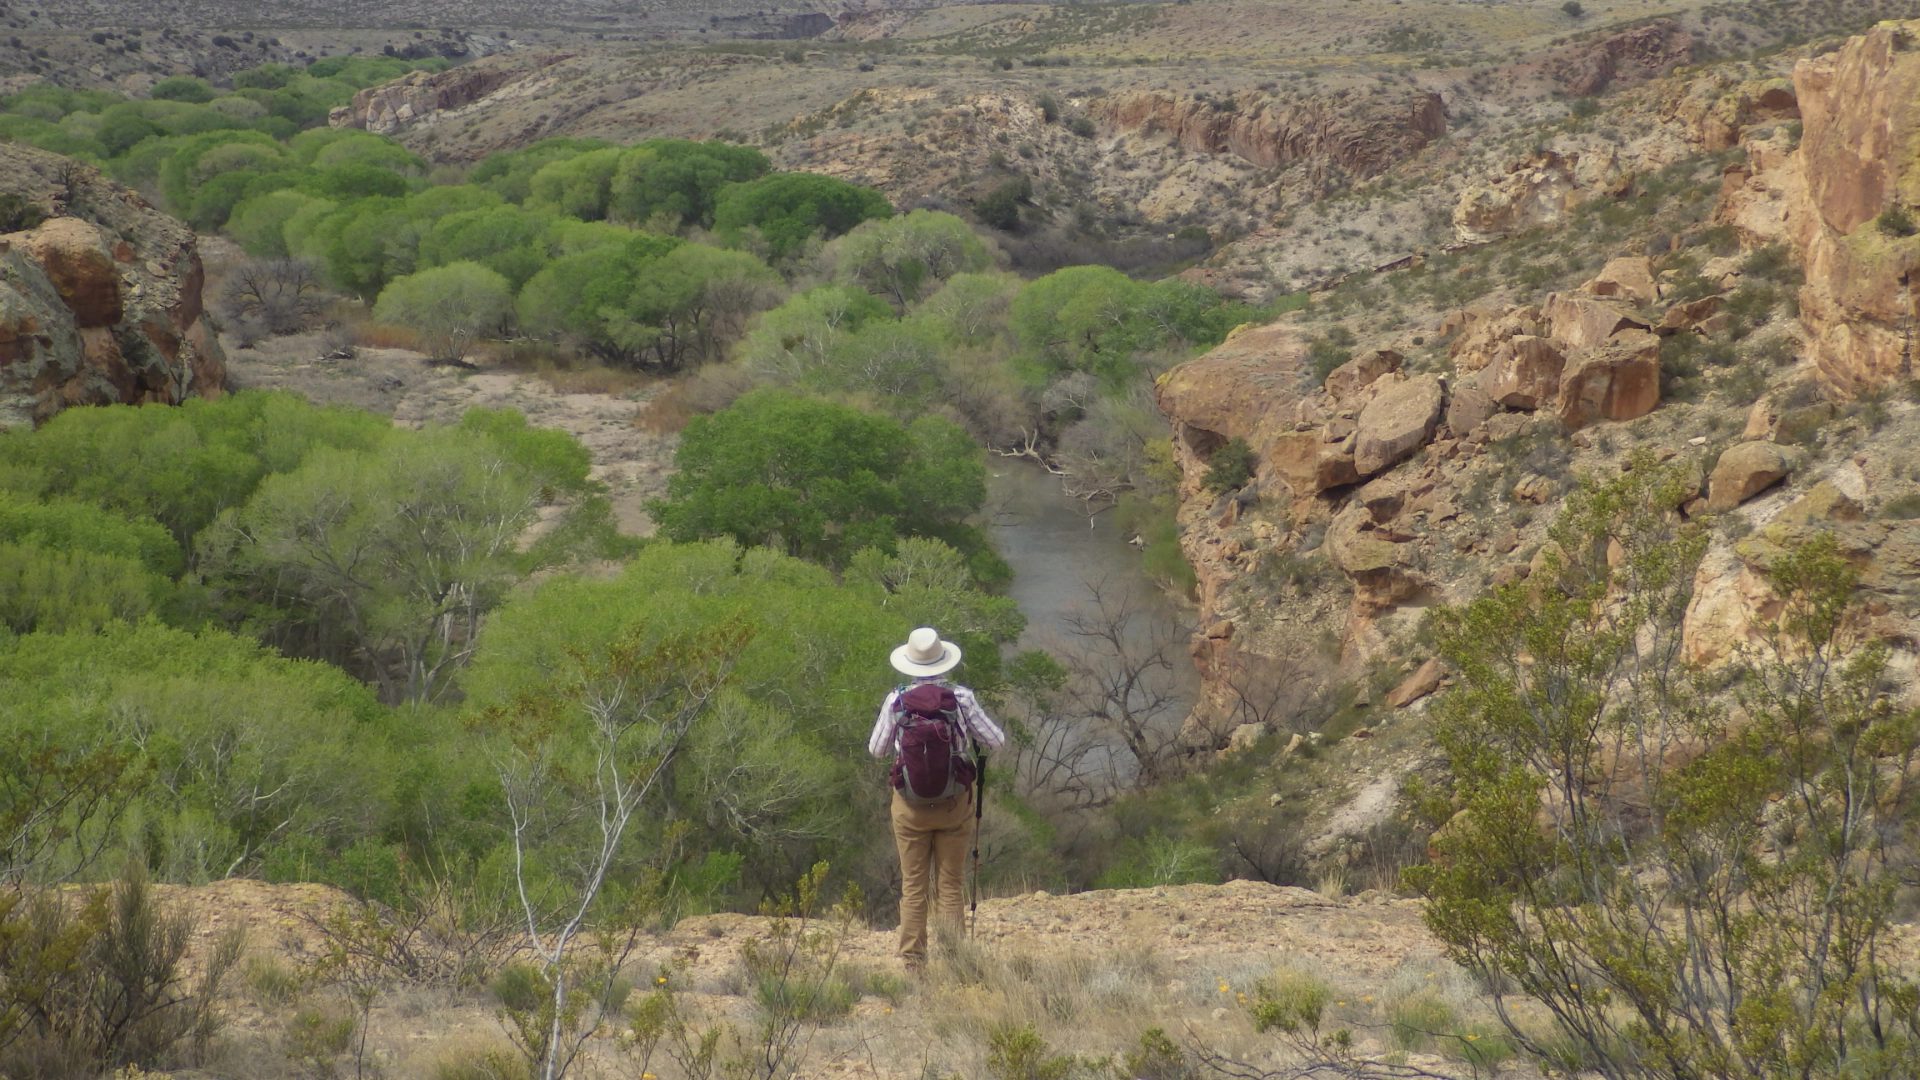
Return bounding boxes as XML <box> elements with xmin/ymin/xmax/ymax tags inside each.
<box><xmin>889</xmin><ymin>684</ymin><xmax>977</xmax><ymax>804</ymax></box>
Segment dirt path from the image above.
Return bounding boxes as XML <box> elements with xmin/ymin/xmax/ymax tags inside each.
<box><xmin>223</xmin><ymin>332</ymin><xmax>677</xmax><ymax>535</ymax></box>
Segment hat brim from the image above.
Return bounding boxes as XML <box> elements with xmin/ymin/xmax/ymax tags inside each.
<box><xmin>890</xmin><ymin>640</ymin><xmax>962</xmax><ymax>677</ymax></box>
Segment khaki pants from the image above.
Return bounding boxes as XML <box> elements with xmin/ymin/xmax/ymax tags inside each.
<box><xmin>890</xmin><ymin>788</ymin><xmax>974</xmax><ymax>964</ymax></box>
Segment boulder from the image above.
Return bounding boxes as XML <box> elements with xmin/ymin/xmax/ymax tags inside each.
<box><xmin>1385</xmin><ymin>658</ymin><xmax>1444</xmax><ymax>708</ymax></box>
<box><xmin>1585</xmin><ymin>256</ymin><xmax>1658</xmax><ymax>307</ymax></box>
<box><xmin>1353</xmin><ymin>374</ymin><xmax>1443</xmax><ymax>477</ymax></box>
<box><xmin>1449</xmin><ymin>304</ymin><xmax>1546</xmax><ymax>371</ymax></box>
<box><xmin>1741</xmin><ymin>397</ymin><xmax>1778</xmax><ymax>440</ymax></box>
<box><xmin>1554</xmin><ymin>329</ymin><xmax>1662</xmax><ymax>429</ymax></box>
<box><xmin>1327</xmin><ymin>502</ymin><xmax>1427</xmax><ymax>613</ymax></box>
<box><xmin>1776</xmin><ymin>479</ymin><xmax>1863</xmax><ymax>525</ymax></box>
<box><xmin>1267</xmin><ymin>429</ymin><xmax>1362</xmax><ymax>494</ymax></box>
<box><xmin>1783</xmin><ymin>20</ymin><xmax>1920</xmax><ymax>396</ymax></box>
<box><xmin>1658</xmin><ymin>294</ymin><xmax>1725</xmax><ymax>333</ymax></box>
<box><xmin>1445</xmin><ymin>377</ymin><xmax>1495</xmax><ymax>436</ymax></box>
<box><xmin>1224</xmin><ymin>723</ymin><xmax>1268</xmax><ymax>755</ymax></box>
<box><xmin>1544</xmin><ymin>292</ymin><xmax>1652</xmax><ymax>349</ymax></box>
<box><xmin>24</xmin><ymin>216</ymin><xmax>122</xmax><ymax>328</ymax></box>
<box><xmin>1324</xmin><ymin>348</ymin><xmax>1402</xmax><ymax>404</ymax></box>
<box><xmin>1706</xmin><ymin>441</ymin><xmax>1798</xmax><ymax>511</ymax></box>
<box><xmin>1482</xmin><ymin>335</ymin><xmax>1566</xmax><ymax>409</ymax></box>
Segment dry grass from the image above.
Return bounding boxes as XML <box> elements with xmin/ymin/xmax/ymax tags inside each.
<box><xmin>352</xmin><ymin>321</ymin><xmax>424</xmax><ymax>350</ymax></box>
<box><xmin>634</xmin><ymin>381</ymin><xmax>695</xmax><ymax>434</ymax></box>
<box><xmin>534</xmin><ymin>364</ymin><xmax>654</xmax><ymax>398</ymax></box>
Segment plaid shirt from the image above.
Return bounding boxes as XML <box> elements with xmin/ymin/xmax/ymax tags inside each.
<box><xmin>867</xmin><ymin>677</ymin><xmax>1007</xmax><ymax>759</ymax></box>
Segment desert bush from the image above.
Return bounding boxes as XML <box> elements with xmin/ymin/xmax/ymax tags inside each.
<box><xmin>0</xmin><ymin>868</ymin><xmax>243</xmax><ymax>1078</ymax></box>
<box><xmin>1409</xmin><ymin>456</ymin><xmax>1920</xmax><ymax>1079</ymax></box>
<box><xmin>219</xmin><ymin>258</ymin><xmax>329</xmax><ymax>343</ymax></box>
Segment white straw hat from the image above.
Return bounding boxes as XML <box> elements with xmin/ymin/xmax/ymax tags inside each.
<box><xmin>890</xmin><ymin>626</ymin><xmax>961</xmax><ymax>677</ymax></box>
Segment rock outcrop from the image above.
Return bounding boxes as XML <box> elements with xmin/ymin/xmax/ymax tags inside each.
<box><xmin>1091</xmin><ymin>90</ymin><xmax>1447</xmax><ymax>180</ymax></box>
<box><xmin>0</xmin><ymin>144</ymin><xmax>224</xmax><ymax>429</ymax></box>
<box><xmin>330</xmin><ymin>53</ymin><xmax>572</xmax><ymax>136</ymax></box>
<box><xmin>1541</xmin><ymin>19</ymin><xmax>1696</xmax><ymax>97</ymax></box>
<box><xmin>1772</xmin><ymin>21</ymin><xmax>1920</xmax><ymax>397</ymax></box>
<box><xmin>1453</xmin><ymin>151</ymin><xmax>1580</xmax><ymax>245</ymax></box>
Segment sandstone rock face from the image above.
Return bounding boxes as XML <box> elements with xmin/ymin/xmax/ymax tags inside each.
<box><xmin>1707</xmin><ymin>442</ymin><xmax>1798</xmax><ymax>512</ymax></box>
<box><xmin>1091</xmin><ymin>90</ymin><xmax>1447</xmax><ymax>180</ymax></box>
<box><xmin>1448</xmin><ymin>305</ymin><xmax>1546</xmax><ymax>371</ymax></box>
<box><xmin>1781</xmin><ymin>21</ymin><xmax>1920</xmax><ymax>397</ymax></box>
<box><xmin>1453</xmin><ymin>152</ymin><xmax>1578</xmax><ymax>245</ymax></box>
<box><xmin>1324</xmin><ymin>349</ymin><xmax>1401</xmax><ymax>405</ymax></box>
<box><xmin>1554</xmin><ymin>329</ymin><xmax>1661</xmax><ymax>429</ymax></box>
<box><xmin>0</xmin><ymin>143</ymin><xmax>224</xmax><ymax>429</ymax></box>
<box><xmin>1482</xmin><ymin>335</ymin><xmax>1566</xmax><ymax>409</ymax></box>
<box><xmin>27</xmin><ymin>217</ymin><xmax>123</xmax><ymax>327</ymax></box>
<box><xmin>1327</xmin><ymin>502</ymin><xmax>1426</xmax><ymax>614</ymax></box>
<box><xmin>1354</xmin><ymin>375</ymin><xmax>1443</xmax><ymax>477</ymax></box>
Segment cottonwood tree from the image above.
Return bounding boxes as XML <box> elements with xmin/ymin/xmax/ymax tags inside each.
<box><xmin>471</xmin><ymin>619</ymin><xmax>751</xmax><ymax>1080</ymax></box>
<box><xmin>1408</xmin><ymin>454</ymin><xmax>1920</xmax><ymax>1080</ymax></box>
<box><xmin>203</xmin><ymin>428</ymin><xmax>546</xmax><ymax>704</ymax></box>
<box><xmin>372</xmin><ymin>260</ymin><xmax>512</xmax><ymax>361</ymax></box>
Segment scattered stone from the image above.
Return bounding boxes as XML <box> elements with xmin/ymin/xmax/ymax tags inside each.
<box><xmin>1706</xmin><ymin>441</ymin><xmax>1799</xmax><ymax>511</ymax></box>
<box><xmin>1512</xmin><ymin>473</ymin><xmax>1556</xmax><ymax>503</ymax></box>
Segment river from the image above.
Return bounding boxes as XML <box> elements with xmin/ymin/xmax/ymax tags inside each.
<box><xmin>987</xmin><ymin>462</ymin><xmax>1199</xmax><ymax>713</ymax></box>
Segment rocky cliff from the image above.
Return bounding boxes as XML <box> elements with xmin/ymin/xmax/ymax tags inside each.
<box><xmin>0</xmin><ymin>144</ymin><xmax>225</xmax><ymax>430</ymax></box>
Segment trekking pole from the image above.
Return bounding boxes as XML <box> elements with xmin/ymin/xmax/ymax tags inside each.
<box><xmin>969</xmin><ymin>748</ymin><xmax>986</xmax><ymax>938</ymax></box>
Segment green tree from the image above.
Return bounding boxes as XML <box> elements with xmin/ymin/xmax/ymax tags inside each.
<box><xmin>1408</xmin><ymin>454</ymin><xmax>1920</xmax><ymax>1080</ymax></box>
<box><xmin>526</xmin><ymin>146</ymin><xmax>623</xmax><ymax>221</ymax></box>
<box><xmin>469</xmin><ymin>138</ymin><xmax>617</xmax><ymax>205</ymax></box>
<box><xmin>372</xmin><ymin>261</ymin><xmax>514</xmax><ymax>361</ymax></box>
<box><xmin>608</xmin><ymin>139</ymin><xmax>771</xmax><ymax>228</ymax></box>
<box><xmin>648</xmin><ymin>392</ymin><xmax>988</xmax><ymax>569</ymax></box>
<box><xmin>0</xmin><ymin>391</ymin><xmax>391</xmax><ymax>547</ymax></box>
<box><xmin>201</xmin><ymin>425</ymin><xmax>551</xmax><ymax>704</ymax></box>
<box><xmin>150</xmin><ymin>76</ymin><xmax>215</xmax><ymax>104</ymax></box>
<box><xmin>830</xmin><ymin>210</ymin><xmax>992</xmax><ymax>307</ymax></box>
<box><xmin>712</xmin><ymin>172</ymin><xmax>893</xmax><ymax>260</ymax></box>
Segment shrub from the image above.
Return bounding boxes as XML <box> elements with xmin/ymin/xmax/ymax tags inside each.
<box><xmin>1879</xmin><ymin>493</ymin><xmax>1920</xmax><ymax>520</ymax></box>
<box><xmin>1562</xmin><ymin>1</ymin><xmax>1584</xmax><ymax>16</ymax></box>
<box><xmin>1389</xmin><ymin>991</ymin><xmax>1456</xmax><ymax>1051</ymax></box>
<box><xmin>1066</xmin><ymin>115</ymin><xmax>1096</xmax><ymax>138</ymax></box>
<box><xmin>1876</xmin><ymin>205</ymin><xmax>1918</xmax><ymax>238</ymax></box>
<box><xmin>986</xmin><ymin>1022</ymin><xmax>1076</xmax><ymax>1080</ymax></box>
<box><xmin>0</xmin><ymin>192</ymin><xmax>46</xmax><ymax>233</ymax></box>
<box><xmin>1036</xmin><ymin>93</ymin><xmax>1060</xmax><ymax>123</ymax></box>
<box><xmin>1202</xmin><ymin>437</ymin><xmax>1257</xmax><ymax>493</ymax></box>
